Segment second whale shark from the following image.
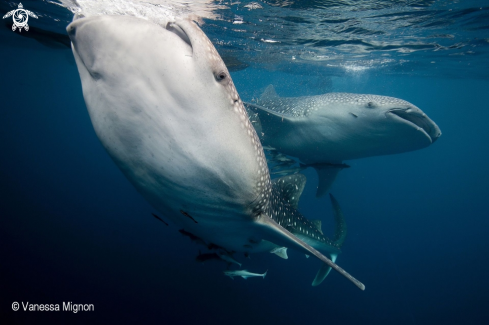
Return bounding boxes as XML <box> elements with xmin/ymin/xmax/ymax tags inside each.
<box><xmin>245</xmin><ymin>86</ymin><xmax>441</xmax><ymax>196</ymax></box>
<box><xmin>67</xmin><ymin>15</ymin><xmax>364</xmax><ymax>290</ymax></box>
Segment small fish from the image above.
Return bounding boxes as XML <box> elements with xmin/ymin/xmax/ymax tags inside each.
<box><xmin>180</xmin><ymin>210</ymin><xmax>198</xmax><ymax>223</ymax></box>
<box><xmin>207</xmin><ymin>243</ymin><xmax>223</xmax><ymax>251</ymax></box>
<box><xmin>151</xmin><ymin>213</ymin><xmax>169</xmax><ymax>226</ymax></box>
<box><xmin>224</xmin><ymin>269</ymin><xmax>267</xmax><ymax>280</ymax></box>
<box><xmin>195</xmin><ymin>252</ymin><xmax>222</xmax><ymax>264</ymax></box>
<box><xmin>179</xmin><ymin>229</ymin><xmax>207</xmax><ymax>247</ymax></box>
<box><xmin>217</xmin><ymin>251</ymin><xmax>242</xmax><ymax>267</ymax></box>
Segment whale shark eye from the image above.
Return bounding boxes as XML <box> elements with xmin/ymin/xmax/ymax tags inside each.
<box><xmin>215</xmin><ymin>71</ymin><xmax>228</xmax><ymax>82</ymax></box>
<box><xmin>366</xmin><ymin>102</ymin><xmax>376</xmax><ymax>108</ymax></box>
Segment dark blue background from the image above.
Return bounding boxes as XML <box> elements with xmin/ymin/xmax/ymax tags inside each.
<box><xmin>1</xmin><ymin>21</ymin><xmax>489</xmax><ymax>325</ymax></box>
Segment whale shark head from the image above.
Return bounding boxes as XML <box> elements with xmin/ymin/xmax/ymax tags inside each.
<box><xmin>319</xmin><ymin>93</ymin><xmax>442</xmax><ymax>151</ymax></box>
<box><xmin>67</xmin><ymin>16</ymin><xmax>270</xmax><ymax>219</ymax></box>
<box><xmin>67</xmin><ymin>16</ymin><xmax>364</xmax><ymax>290</ymax></box>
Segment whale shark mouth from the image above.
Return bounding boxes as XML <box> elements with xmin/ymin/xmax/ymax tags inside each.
<box><xmin>388</xmin><ymin>108</ymin><xmax>440</xmax><ymax>143</ymax></box>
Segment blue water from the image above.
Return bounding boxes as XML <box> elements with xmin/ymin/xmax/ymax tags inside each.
<box><xmin>1</xmin><ymin>1</ymin><xmax>488</xmax><ymax>324</ymax></box>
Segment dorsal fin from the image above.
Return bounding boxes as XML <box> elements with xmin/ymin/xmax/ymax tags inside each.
<box><xmin>272</xmin><ymin>174</ymin><xmax>307</xmax><ymax>209</ymax></box>
<box><xmin>329</xmin><ymin>193</ymin><xmax>347</xmax><ymax>247</ymax></box>
<box><xmin>260</xmin><ymin>85</ymin><xmax>279</xmax><ymax>101</ymax></box>
<box><xmin>310</xmin><ymin>219</ymin><xmax>323</xmax><ymax>235</ymax></box>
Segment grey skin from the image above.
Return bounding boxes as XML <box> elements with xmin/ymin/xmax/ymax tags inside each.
<box><xmin>67</xmin><ymin>15</ymin><xmax>364</xmax><ymax>290</ymax></box>
<box><xmin>245</xmin><ymin>85</ymin><xmax>441</xmax><ymax>196</ymax></box>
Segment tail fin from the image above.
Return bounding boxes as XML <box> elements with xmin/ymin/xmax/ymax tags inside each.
<box><xmin>312</xmin><ymin>254</ymin><xmax>337</xmax><ymax>286</ymax></box>
<box><xmin>263</xmin><ymin>270</ymin><xmax>268</xmax><ymax>279</ymax></box>
<box><xmin>330</xmin><ymin>194</ymin><xmax>347</xmax><ymax>247</ymax></box>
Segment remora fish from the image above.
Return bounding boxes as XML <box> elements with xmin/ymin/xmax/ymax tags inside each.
<box><xmin>245</xmin><ymin>85</ymin><xmax>442</xmax><ymax>196</ymax></box>
<box><xmin>224</xmin><ymin>269</ymin><xmax>267</xmax><ymax>280</ymax></box>
<box><xmin>195</xmin><ymin>252</ymin><xmax>222</xmax><ymax>264</ymax></box>
<box><xmin>67</xmin><ymin>15</ymin><xmax>364</xmax><ymax>290</ymax></box>
<box><xmin>217</xmin><ymin>250</ymin><xmax>242</xmax><ymax>267</ymax></box>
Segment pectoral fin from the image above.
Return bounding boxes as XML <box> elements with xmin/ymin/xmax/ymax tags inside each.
<box><xmin>312</xmin><ymin>163</ymin><xmax>350</xmax><ymax>197</ymax></box>
<box><xmin>270</xmin><ymin>247</ymin><xmax>289</xmax><ymax>259</ymax></box>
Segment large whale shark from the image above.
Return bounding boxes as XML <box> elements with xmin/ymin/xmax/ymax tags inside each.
<box><xmin>245</xmin><ymin>86</ymin><xmax>442</xmax><ymax>196</ymax></box>
<box><xmin>67</xmin><ymin>15</ymin><xmax>364</xmax><ymax>290</ymax></box>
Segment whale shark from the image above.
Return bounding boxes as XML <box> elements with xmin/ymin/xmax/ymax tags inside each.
<box><xmin>245</xmin><ymin>85</ymin><xmax>442</xmax><ymax>196</ymax></box>
<box><xmin>67</xmin><ymin>15</ymin><xmax>364</xmax><ymax>290</ymax></box>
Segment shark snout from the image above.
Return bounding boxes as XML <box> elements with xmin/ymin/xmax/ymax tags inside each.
<box><xmin>66</xmin><ymin>17</ymin><xmax>97</xmax><ymax>75</ymax></box>
<box><xmin>66</xmin><ymin>14</ymin><xmax>86</xmax><ymax>44</ymax></box>
<box><xmin>67</xmin><ymin>16</ymin><xmax>124</xmax><ymax>81</ymax></box>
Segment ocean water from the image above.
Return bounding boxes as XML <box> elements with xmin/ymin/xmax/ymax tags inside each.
<box><xmin>1</xmin><ymin>1</ymin><xmax>488</xmax><ymax>324</ymax></box>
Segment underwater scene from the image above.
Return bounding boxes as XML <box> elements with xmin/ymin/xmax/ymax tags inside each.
<box><xmin>1</xmin><ymin>1</ymin><xmax>488</xmax><ymax>324</ymax></box>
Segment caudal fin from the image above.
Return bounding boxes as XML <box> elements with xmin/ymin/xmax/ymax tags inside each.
<box><xmin>329</xmin><ymin>194</ymin><xmax>347</xmax><ymax>247</ymax></box>
<box><xmin>312</xmin><ymin>254</ymin><xmax>337</xmax><ymax>286</ymax></box>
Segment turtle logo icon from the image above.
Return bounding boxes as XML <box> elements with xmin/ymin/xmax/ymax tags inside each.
<box><xmin>3</xmin><ymin>3</ymin><xmax>38</xmax><ymax>32</ymax></box>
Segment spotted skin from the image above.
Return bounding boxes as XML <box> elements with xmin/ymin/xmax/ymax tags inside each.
<box><xmin>259</xmin><ymin>93</ymin><xmax>419</xmax><ymax>118</ymax></box>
